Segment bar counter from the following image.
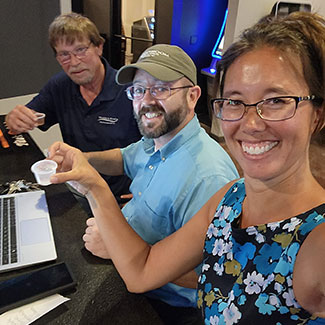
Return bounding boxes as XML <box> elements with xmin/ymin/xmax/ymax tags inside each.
<box><xmin>0</xmin><ymin>115</ymin><xmax>163</xmax><ymax>324</ymax></box>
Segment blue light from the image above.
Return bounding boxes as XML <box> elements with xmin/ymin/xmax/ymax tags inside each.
<box><xmin>169</xmin><ymin>0</ymin><xmax>228</xmax><ymax>72</ymax></box>
<box><xmin>211</xmin><ymin>9</ymin><xmax>228</xmax><ymax>58</ymax></box>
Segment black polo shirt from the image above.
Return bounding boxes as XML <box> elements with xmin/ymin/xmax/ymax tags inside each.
<box><xmin>27</xmin><ymin>58</ymin><xmax>141</xmax><ymax>199</ymax></box>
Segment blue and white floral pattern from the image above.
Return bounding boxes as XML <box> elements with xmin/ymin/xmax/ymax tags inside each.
<box><xmin>197</xmin><ymin>179</ymin><xmax>325</xmax><ymax>324</ymax></box>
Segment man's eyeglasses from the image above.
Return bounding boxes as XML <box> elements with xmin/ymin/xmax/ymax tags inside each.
<box><xmin>56</xmin><ymin>42</ymin><xmax>92</xmax><ymax>64</ymax></box>
<box><xmin>211</xmin><ymin>95</ymin><xmax>318</xmax><ymax>121</ymax></box>
<box><xmin>126</xmin><ymin>85</ymin><xmax>193</xmax><ymax>101</ymax></box>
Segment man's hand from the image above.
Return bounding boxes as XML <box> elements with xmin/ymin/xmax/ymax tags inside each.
<box><xmin>120</xmin><ymin>193</ymin><xmax>133</xmax><ymax>208</ymax></box>
<box><xmin>83</xmin><ymin>217</ymin><xmax>110</xmax><ymax>259</ymax></box>
<box><xmin>5</xmin><ymin>105</ymin><xmax>38</xmax><ymax>134</ymax></box>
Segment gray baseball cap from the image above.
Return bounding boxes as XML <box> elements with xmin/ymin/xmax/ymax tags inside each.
<box><xmin>116</xmin><ymin>44</ymin><xmax>197</xmax><ymax>85</ymax></box>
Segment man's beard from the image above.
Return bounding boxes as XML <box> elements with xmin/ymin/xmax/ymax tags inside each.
<box><xmin>69</xmin><ymin>74</ymin><xmax>93</xmax><ymax>86</ymax></box>
<box><xmin>68</xmin><ymin>68</ymin><xmax>93</xmax><ymax>85</ymax></box>
<box><xmin>134</xmin><ymin>103</ymin><xmax>188</xmax><ymax>138</ymax></box>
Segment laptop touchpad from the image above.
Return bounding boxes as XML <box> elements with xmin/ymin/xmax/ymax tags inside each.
<box><xmin>20</xmin><ymin>219</ymin><xmax>51</xmax><ymax>245</ymax></box>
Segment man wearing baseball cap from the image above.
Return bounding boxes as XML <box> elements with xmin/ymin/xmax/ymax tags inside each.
<box><xmin>82</xmin><ymin>44</ymin><xmax>239</xmax><ymax>323</ymax></box>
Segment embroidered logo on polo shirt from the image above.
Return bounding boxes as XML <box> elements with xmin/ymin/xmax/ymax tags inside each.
<box><xmin>98</xmin><ymin>116</ymin><xmax>119</xmax><ymax>125</ymax></box>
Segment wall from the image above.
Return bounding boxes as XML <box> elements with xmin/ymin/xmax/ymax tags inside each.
<box><xmin>83</xmin><ymin>0</ymin><xmax>111</xmax><ymax>35</ymax></box>
<box><xmin>224</xmin><ymin>0</ymin><xmax>325</xmax><ymax>51</ymax></box>
<box><xmin>122</xmin><ymin>0</ymin><xmax>155</xmax><ymax>62</ymax></box>
<box><xmin>61</xmin><ymin>0</ymin><xmax>72</xmax><ymax>13</ymax></box>
<box><xmin>0</xmin><ymin>1</ymin><xmax>62</xmax><ymax>99</ymax></box>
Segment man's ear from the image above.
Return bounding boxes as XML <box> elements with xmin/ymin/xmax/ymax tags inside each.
<box><xmin>187</xmin><ymin>85</ymin><xmax>201</xmax><ymax>110</ymax></box>
<box><xmin>96</xmin><ymin>43</ymin><xmax>104</xmax><ymax>57</ymax></box>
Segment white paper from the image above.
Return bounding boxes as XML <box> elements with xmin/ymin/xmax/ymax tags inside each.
<box><xmin>0</xmin><ymin>294</ymin><xmax>70</xmax><ymax>325</ymax></box>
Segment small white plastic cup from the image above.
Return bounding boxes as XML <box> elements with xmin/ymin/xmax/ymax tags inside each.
<box><xmin>31</xmin><ymin>159</ymin><xmax>57</xmax><ymax>186</ymax></box>
<box><xmin>35</xmin><ymin>112</ymin><xmax>45</xmax><ymax>126</ymax></box>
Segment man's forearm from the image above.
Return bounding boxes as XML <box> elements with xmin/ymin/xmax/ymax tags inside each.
<box><xmin>84</xmin><ymin>148</ymin><xmax>124</xmax><ymax>176</ymax></box>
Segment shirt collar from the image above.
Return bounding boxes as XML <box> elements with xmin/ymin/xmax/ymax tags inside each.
<box><xmin>98</xmin><ymin>57</ymin><xmax>128</xmax><ymax>102</ymax></box>
<box><xmin>142</xmin><ymin>115</ymin><xmax>201</xmax><ymax>158</ymax></box>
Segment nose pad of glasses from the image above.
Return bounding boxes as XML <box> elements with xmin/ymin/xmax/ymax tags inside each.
<box><xmin>257</xmin><ymin>107</ymin><xmax>263</xmax><ymax>116</ymax></box>
<box><xmin>243</xmin><ymin>105</ymin><xmax>264</xmax><ymax>121</ymax></box>
<box><xmin>142</xmin><ymin>89</ymin><xmax>157</xmax><ymax>101</ymax></box>
<box><xmin>69</xmin><ymin>53</ymin><xmax>81</xmax><ymax>64</ymax></box>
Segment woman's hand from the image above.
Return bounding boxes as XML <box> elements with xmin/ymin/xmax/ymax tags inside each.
<box><xmin>83</xmin><ymin>217</ymin><xmax>111</xmax><ymax>259</ymax></box>
<box><xmin>48</xmin><ymin>141</ymin><xmax>102</xmax><ymax>193</ymax></box>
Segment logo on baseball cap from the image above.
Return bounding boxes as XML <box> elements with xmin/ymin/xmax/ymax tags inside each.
<box><xmin>116</xmin><ymin>44</ymin><xmax>197</xmax><ymax>85</ymax></box>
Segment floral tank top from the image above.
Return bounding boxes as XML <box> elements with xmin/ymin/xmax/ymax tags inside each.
<box><xmin>197</xmin><ymin>179</ymin><xmax>325</xmax><ymax>324</ymax></box>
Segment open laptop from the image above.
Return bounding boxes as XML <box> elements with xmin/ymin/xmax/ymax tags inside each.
<box><xmin>0</xmin><ymin>190</ymin><xmax>57</xmax><ymax>272</ymax></box>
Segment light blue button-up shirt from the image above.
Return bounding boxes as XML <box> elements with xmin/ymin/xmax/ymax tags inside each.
<box><xmin>121</xmin><ymin>115</ymin><xmax>239</xmax><ymax>307</ymax></box>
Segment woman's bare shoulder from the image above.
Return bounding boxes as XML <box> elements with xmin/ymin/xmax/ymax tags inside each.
<box><xmin>204</xmin><ymin>179</ymin><xmax>240</xmax><ymax>223</ymax></box>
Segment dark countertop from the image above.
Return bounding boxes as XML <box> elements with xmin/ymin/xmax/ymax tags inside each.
<box><xmin>0</xmin><ymin>116</ymin><xmax>163</xmax><ymax>324</ymax></box>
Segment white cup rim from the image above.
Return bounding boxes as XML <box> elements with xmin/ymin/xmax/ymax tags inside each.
<box><xmin>35</xmin><ymin>112</ymin><xmax>46</xmax><ymax>119</ymax></box>
<box><xmin>31</xmin><ymin>159</ymin><xmax>57</xmax><ymax>174</ymax></box>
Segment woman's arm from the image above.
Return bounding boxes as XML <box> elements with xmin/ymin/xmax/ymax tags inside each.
<box><xmin>49</xmin><ymin>141</ymin><xmax>231</xmax><ymax>293</ymax></box>
<box><xmin>293</xmin><ymin>222</ymin><xmax>325</xmax><ymax>317</ymax></box>
<box><xmin>85</xmin><ymin>181</ymin><xmax>216</xmax><ymax>292</ymax></box>
<box><xmin>172</xmin><ymin>270</ymin><xmax>199</xmax><ymax>289</ymax></box>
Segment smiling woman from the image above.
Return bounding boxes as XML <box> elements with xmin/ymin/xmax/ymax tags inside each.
<box><xmin>218</xmin><ymin>46</ymin><xmax>318</xmax><ymax>182</ymax></box>
<box><xmin>197</xmin><ymin>11</ymin><xmax>325</xmax><ymax>323</ymax></box>
<box><xmin>217</xmin><ymin>136</ymin><xmax>325</xmax><ymax>188</ymax></box>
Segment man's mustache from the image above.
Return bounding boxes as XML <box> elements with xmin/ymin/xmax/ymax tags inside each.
<box><xmin>137</xmin><ymin>105</ymin><xmax>165</xmax><ymax>118</ymax></box>
<box><xmin>69</xmin><ymin>66</ymin><xmax>86</xmax><ymax>73</ymax></box>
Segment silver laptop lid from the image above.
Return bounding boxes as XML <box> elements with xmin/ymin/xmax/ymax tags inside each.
<box><xmin>0</xmin><ymin>190</ymin><xmax>57</xmax><ymax>273</ymax></box>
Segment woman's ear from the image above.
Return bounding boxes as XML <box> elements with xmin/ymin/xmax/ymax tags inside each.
<box><xmin>311</xmin><ymin>106</ymin><xmax>323</xmax><ymax>134</ymax></box>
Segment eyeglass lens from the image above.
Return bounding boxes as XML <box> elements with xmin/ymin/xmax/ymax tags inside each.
<box><xmin>56</xmin><ymin>44</ymin><xmax>90</xmax><ymax>64</ymax></box>
<box><xmin>127</xmin><ymin>85</ymin><xmax>193</xmax><ymax>100</ymax></box>
<box><xmin>128</xmin><ymin>86</ymin><xmax>171</xmax><ymax>100</ymax></box>
<box><xmin>213</xmin><ymin>97</ymin><xmax>299</xmax><ymax>121</ymax></box>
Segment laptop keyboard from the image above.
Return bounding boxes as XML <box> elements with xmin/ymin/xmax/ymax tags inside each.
<box><xmin>0</xmin><ymin>197</ymin><xmax>18</xmax><ymax>265</ymax></box>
